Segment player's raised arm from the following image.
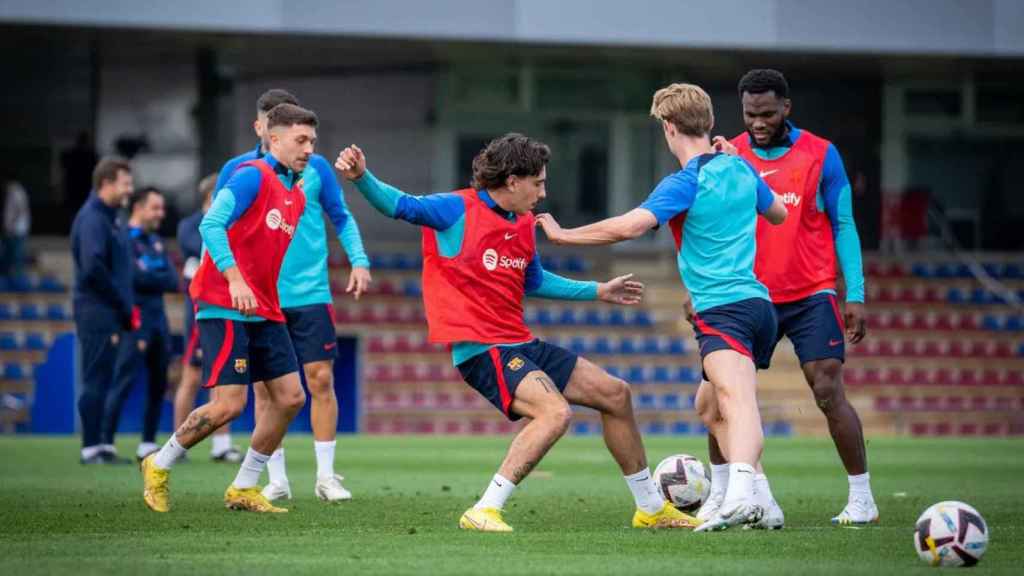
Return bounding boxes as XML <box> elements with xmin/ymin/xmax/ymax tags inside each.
<box><xmin>536</xmin><ymin>209</ymin><xmax>658</xmax><ymax>246</ymax></box>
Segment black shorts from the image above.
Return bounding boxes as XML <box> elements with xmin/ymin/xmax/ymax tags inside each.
<box><xmin>182</xmin><ymin>294</ymin><xmax>203</xmax><ymax>368</ymax></box>
<box><xmin>457</xmin><ymin>339</ymin><xmax>578</xmax><ymax>421</ymax></box>
<box><xmin>198</xmin><ymin>318</ymin><xmax>298</xmax><ymax>387</ymax></box>
<box><xmin>693</xmin><ymin>298</ymin><xmax>778</xmax><ymax>371</ymax></box>
<box><xmin>774</xmin><ymin>293</ymin><xmax>846</xmax><ymax>365</ymax></box>
<box><xmin>283</xmin><ymin>303</ymin><xmax>338</xmax><ymax>365</ymax></box>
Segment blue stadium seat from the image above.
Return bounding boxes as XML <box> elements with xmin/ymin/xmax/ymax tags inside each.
<box><xmin>668</xmin><ymin>338</ymin><xmax>687</xmax><ymax>355</ymax></box>
<box><xmin>981</xmin><ymin>315</ymin><xmax>1002</xmax><ymax>331</ymax></box>
<box><xmin>592</xmin><ymin>336</ymin><xmax>612</xmax><ymax>355</ymax></box>
<box><xmin>934</xmin><ymin>263</ymin><xmax>954</xmax><ymax>278</ymax></box>
<box><xmin>540</xmin><ymin>255</ymin><xmax>559</xmax><ymax>271</ymax></box>
<box><xmin>660</xmin><ymin>393</ymin><xmax>682</xmax><ymax>410</ymax></box>
<box><xmin>607</xmin><ymin>309</ymin><xmax>626</xmax><ymax>326</ymax></box>
<box><xmin>391</xmin><ymin>254</ymin><xmax>415</xmax><ymax>270</ymax></box>
<box><xmin>670</xmin><ymin>421</ymin><xmax>691</xmax><ymax>435</ymax></box>
<box><xmin>627</xmin><ymin>365</ymin><xmax>646</xmax><ymax>383</ymax></box>
<box><xmin>910</xmin><ymin>263</ymin><xmax>932</xmax><ymax>278</ymax></box>
<box><xmin>766</xmin><ymin>421</ymin><xmax>793</xmax><ymax>437</ymax></box>
<box><xmin>954</xmin><ymin>263</ymin><xmax>971</xmax><ymax>278</ymax></box>
<box><xmin>37</xmin><ymin>277</ymin><xmax>66</xmax><ymax>293</ymax></box>
<box><xmin>565</xmin><ymin>256</ymin><xmax>586</xmax><ymax>273</ymax></box>
<box><xmin>641</xmin><ymin>337</ymin><xmax>661</xmax><ymax>355</ymax></box>
<box><xmin>1006</xmin><ymin>316</ymin><xmax>1022</xmax><ymax>332</ymax></box>
<box><xmin>1004</xmin><ymin>263</ymin><xmax>1022</xmax><ymax>279</ymax></box>
<box><xmin>637</xmin><ymin>394</ymin><xmax>657</xmax><ymax>410</ymax></box>
<box><xmin>571</xmin><ymin>421</ymin><xmax>593</xmax><ymax>435</ymax></box>
<box><xmin>534</xmin><ymin>308</ymin><xmax>554</xmax><ymax>326</ymax></box>
<box><xmin>0</xmin><ymin>303</ymin><xmax>11</xmax><ymax>320</ymax></box>
<box><xmin>652</xmin><ymin>366</ymin><xmax>672</xmax><ymax>384</ymax></box>
<box><xmin>402</xmin><ymin>280</ymin><xmax>421</xmax><ymax>297</ymax></box>
<box><xmin>18</xmin><ymin>304</ymin><xmax>40</xmax><ymax>321</ymax></box>
<box><xmin>568</xmin><ymin>336</ymin><xmax>587</xmax><ymax>355</ymax></box>
<box><xmin>617</xmin><ymin>337</ymin><xmax>637</xmax><ymax>355</ymax></box>
<box><xmin>45</xmin><ymin>304</ymin><xmax>67</xmax><ymax>321</ymax></box>
<box><xmin>583</xmin><ymin>309</ymin><xmax>603</xmax><ymax>326</ymax></box>
<box><xmin>686</xmin><ymin>394</ymin><xmax>697</xmax><ymax>409</ymax></box>
<box><xmin>557</xmin><ymin>309</ymin><xmax>578</xmax><ymax>326</ymax></box>
<box><xmin>1019</xmin><ymin>343</ymin><xmax>1024</xmax><ymax>357</ymax></box>
<box><xmin>982</xmin><ymin>263</ymin><xmax>1002</xmax><ymax>278</ymax></box>
<box><xmin>947</xmin><ymin>288</ymin><xmax>966</xmax><ymax>303</ymax></box>
<box><xmin>644</xmin><ymin>421</ymin><xmax>666</xmax><ymax>435</ymax></box>
<box><xmin>676</xmin><ymin>366</ymin><xmax>698</xmax><ymax>383</ymax></box>
<box><xmin>3</xmin><ymin>363</ymin><xmax>24</xmax><ymax>380</ymax></box>
<box><xmin>0</xmin><ymin>276</ymin><xmax>7</xmax><ymax>292</ymax></box>
<box><xmin>8</xmin><ymin>275</ymin><xmax>31</xmax><ymax>293</ymax></box>
<box><xmin>633</xmin><ymin>310</ymin><xmax>654</xmax><ymax>326</ymax></box>
<box><xmin>24</xmin><ymin>333</ymin><xmax>46</xmax><ymax>351</ymax></box>
<box><xmin>695</xmin><ymin>422</ymin><xmax>709</xmax><ymax>435</ymax></box>
<box><xmin>0</xmin><ymin>333</ymin><xmax>17</xmax><ymax>350</ymax></box>
<box><xmin>604</xmin><ymin>365</ymin><xmax>622</xmax><ymax>379</ymax></box>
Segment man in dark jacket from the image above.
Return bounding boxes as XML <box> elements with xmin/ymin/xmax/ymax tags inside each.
<box><xmin>70</xmin><ymin>157</ymin><xmax>136</xmax><ymax>464</ymax></box>
<box><xmin>105</xmin><ymin>186</ymin><xmax>179</xmax><ymax>461</ymax></box>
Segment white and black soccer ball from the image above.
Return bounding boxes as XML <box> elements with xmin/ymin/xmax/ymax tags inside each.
<box><xmin>653</xmin><ymin>454</ymin><xmax>710</xmax><ymax>512</ymax></box>
<box><xmin>913</xmin><ymin>501</ymin><xmax>989</xmax><ymax>567</ymax></box>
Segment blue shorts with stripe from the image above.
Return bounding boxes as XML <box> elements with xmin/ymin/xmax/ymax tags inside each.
<box><xmin>198</xmin><ymin>318</ymin><xmax>298</xmax><ymax>387</ymax></box>
<box><xmin>456</xmin><ymin>339</ymin><xmax>578</xmax><ymax>421</ymax></box>
<box><xmin>774</xmin><ymin>293</ymin><xmax>846</xmax><ymax>365</ymax></box>
<box><xmin>182</xmin><ymin>293</ymin><xmax>203</xmax><ymax>368</ymax></box>
<box><xmin>693</xmin><ymin>297</ymin><xmax>778</xmax><ymax>371</ymax></box>
<box><xmin>282</xmin><ymin>303</ymin><xmax>338</xmax><ymax>366</ymax></box>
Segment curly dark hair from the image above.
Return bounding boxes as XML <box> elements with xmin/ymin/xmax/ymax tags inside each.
<box><xmin>737</xmin><ymin>69</ymin><xmax>789</xmax><ymax>99</ymax></box>
<box><xmin>471</xmin><ymin>133</ymin><xmax>551</xmax><ymax>190</ymax></box>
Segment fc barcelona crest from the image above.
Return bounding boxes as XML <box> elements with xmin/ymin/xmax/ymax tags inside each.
<box><xmin>234</xmin><ymin>358</ymin><xmax>248</xmax><ymax>374</ymax></box>
<box><xmin>507</xmin><ymin>357</ymin><xmax>525</xmax><ymax>372</ymax></box>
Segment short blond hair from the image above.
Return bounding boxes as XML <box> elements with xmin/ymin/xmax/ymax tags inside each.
<box><xmin>650</xmin><ymin>83</ymin><xmax>714</xmax><ymax>137</ymax></box>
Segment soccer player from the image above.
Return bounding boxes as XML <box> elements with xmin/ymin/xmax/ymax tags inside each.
<box><xmin>701</xmin><ymin>69</ymin><xmax>875</xmax><ymax>526</ymax></box>
<box><xmin>104</xmin><ymin>187</ymin><xmax>178</xmax><ymax>461</ymax></box>
<box><xmin>140</xmin><ymin>103</ymin><xmax>317</xmax><ymax>513</ymax></box>
<box><xmin>71</xmin><ymin>157</ymin><xmax>137</xmax><ymax>464</ymax></box>
<box><xmin>215</xmin><ymin>89</ymin><xmax>371</xmax><ymax>503</ymax></box>
<box><xmin>536</xmin><ymin>84</ymin><xmax>787</xmax><ymax>532</ymax></box>
<box><xmin>175</xmin><ymin>174</ymin><xmax>240</xmax><ymax>463</ymax></box>
<box><xmin>335</xmin><ymin>134</ymin><xmax>697</xmax><ymax>531</ymax></box>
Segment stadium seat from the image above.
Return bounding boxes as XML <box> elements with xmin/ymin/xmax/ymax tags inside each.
<box><xmin>572</xmin><ymin>421</ymin><xmax>593</xmax><ymax>435</ymax></box>
<box><xmin>660</xmin><ymin>394</ymin><xmax>682</xmax><ymax>410</ymax></box>
<box><xmin>3</xmin><ymin>363</ymin><xmax>24</xmax><ymax>380</ymax></box>
<box><xmin>910</xmin><ymin>422</ymin><xmax>930</xmax><ymax>436</ymax></box>
<box><xmin>668</xmin><ymin>338</ymin><xmax>687</xmax><ymax>355</ymax></box>
<box><xmin>45</xmin><ymin>304</ymin><xmax>66</xmax><ymax>321</ymax></box>
<box><xmin>633</xmin><ymin>310</ymin><xmax>654</xmax><ymax>326</ymax></box>
<box><xmin>583</xmin><ymin>309</ymin><xmax>603</xmax><ymax>326</ymax></box>
<box><xmin>1006</xmin><ymin>316</ymin><xmax>1022</xmax><ymax>332</ymax></box>
<box><xmin>592</xmin><ymin>336</ymin><xmax>612</xmax><ymax>354</ymax></box>
<box><xmin>557</xmin><ymin>309</ymin><xmax>578</xmax><ymax>326</ymax></box>
<box><xmin>18</xmin><ymin>304</ymin><xmax>40</xmax><ymax>321</ymax></box>
<box><xmin>607</xmin><ymin>309</ymin><xmax>626</xmax><ymax>326</ymax></box>
<box><xmin>641</xmin><ymin>337</ymin><xmax>661</xmax><ymax>355</ymax></box>
<box><xmin>627</xmin><ymin>366</ymin><xmax>646</xmax><ymax>383</ymax></box>
<box><xmin>37</xmin><ymin>277</ymin><xmax>66</xmax><ymax>293</ymax></box>
<box><xmin>402</xmin><ymin>279</ymin><xmax>421</xmax><ymax>297</ymax></box>
<box><xmin>676</xmin><ymin>366</ymin><xmax>698</xmax><ymax>383</ymax></box>
<box><xmin>875</xmin><ymin>396</ymin><xmax>893</xmax><ymax>411</ymax></box>
<box><xmin>0</xmin><ymin>333</ymin><xmax>17</xmax><ymax>350</ymax></box>
<box><xmin>981</xmin><ymin>315</ymin><xmax>1001</xmax><ymax>331</ymax></box>
<box><xmin>644</xmin><ymin>421</ymin><xmax>666</xmax><ymax>435</ymax></box>
<box><xmin>24</xmin><ymin>333</ymin><xmax>46</xmax><ymax>351</ymax></box>
<box><xmin>970</xmin><ymin>396</ymin><xmax>990</xmax><ymax>410</ymax></box>
<box><xmin>534</xmin><ymin>308</ymin><xmax>554</xmax><ymax>326</ymax></box>
<box><xmin>0</xmin><ymin>303</ymin><xmax>11</xmax><ymax>320</ymax></box>
<box><xmin>670</xmin><ymin>421</ymin><xmax>691</xmax><ymax>435</ymax></box>
<box><xmin>604</xmin><ymin>365</ymin><xmax>622</xmax><ymax>379</ymax></box>
<box><xmin>637</xmin><ymin>394</ymin><xmax>656</xmax><ymax>410</ymax></box>
<box><xmin>7</xmin><ymin>275</ymin><xmax>31</xmax><ymax>293</ymax></box>
<box><xmin>652</xmin><ymin>366</ymin><xmax>672</xmax><ymax>384</ymax></box>
<box><xmin>568</xmin><ymin>336</ymin><xmax>587</xmax><ymax>355</ymax></box>
<box><xmin>565</xmin><ymin>255</ymin><xmax>586</xmax><ymax>273</ymax></box>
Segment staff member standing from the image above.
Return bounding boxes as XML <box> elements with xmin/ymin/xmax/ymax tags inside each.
<box><xmin>70</xmin><ymin>157</ymin><xmax>136</xmax><ymax>464</ymax></box>
<box><xmin>105</xmin><ymin>186</ymin><xmax>179</xmax><ymax>461</ymax></box>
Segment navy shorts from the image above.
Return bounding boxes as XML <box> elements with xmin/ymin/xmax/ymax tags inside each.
<box><xmin>457</xmin><ymin>339</ymin><xmax>579</xmax><ymax>421</ymax></box>
<box><xmin>198</xmin><ymin>318</ymin><xmax>298</xmax><ymax>388</ymax></box>
<box><xmin>182</xmin><ymin>294</ymin><xmax>203</xmax><ymax>368</ymax></box>
<box><xmin>693</xmin><ymin>298</ymin><xmax>778</xmax><ymax>371</ymax></box>
<box><xmin>283</xmin><ymin>303</ymin><xmax>338</xmax><ymax>365</ymax></box>
<box><xmin>774</xmin><ymin>293</ymin><xmax>846</xmax><ymax>365</ymax></box>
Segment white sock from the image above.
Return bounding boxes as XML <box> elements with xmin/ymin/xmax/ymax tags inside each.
<box><xmin>723</xmin><ymin>462</ymin><xmax>756</xmax><ymax>504</ymax></box>
<box><xmin>848</xmin><ymin>472</ymin><xmax>874</xmax><ymax>501</ymax></box>
<box><xmin>624</xmin><ymin>468</ymin><xmax>664</xmax><ymax>514</ymax></box>
<box><xmin>136</xmin><ymin>442</ymin><xmax>159</xmax><ymax>459</ymax></box>
<box><xmin>233</xmin><ymin>448</ymin><xmax>271</xmax><ymax>489</ymax></box>
<box><xmin>710</xmin><ymin>462</ymin><xmax>730</xmax><ymax>493</ymax></box>
<box><xmin>267</xmin><ymin>448</ymin><xmax>288</xmax><ymax>486</ymax></box>
<box><xmin>211</xmin><ymin>433</ymin><xmax>231</xmax><ymax>456</ymax></box>
<box><xmin>754</xmin><ymin>473</ymin><xmax>775</xmax><ymax>506</ymax></box>
<box><xmin>474</xmin><ymin>473</ymin><xmax>516</xmax><ymax>510</ymax></box>
<box><xmin>314</xmin><ymin>440</ymin><xmax>336</xmax><ymax>480</ymax></box>
<box><xmin>153</xmin><ymin>435</ymin><xmax>187</xmax><ymax>470</ymax></box>
<box><xmin>101</xmin><ymin>443</ymin><xmax>116</xmax><ymax>454</ymax></box>
<box><xmin>81</xmin><ymin>445</ymin><xmax>102</xmax><ymax>459</ymax></box>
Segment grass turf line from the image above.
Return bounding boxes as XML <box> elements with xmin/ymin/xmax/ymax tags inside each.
<box><xmin>0</xmin><ymin>436</ymin><xmax>1021</xmax><ymax>575</ymax></box>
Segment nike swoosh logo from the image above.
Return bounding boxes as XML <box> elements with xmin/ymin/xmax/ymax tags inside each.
<box><xmin>759</xmin><ymin>169</ymin><xmax>779</xmax><ymax>178</ymax></box>
<box><xmin>494</xmin><ymin>481</ymin><xmax>503</xmax><ymax>487</ymax></box>
<box><xmin>829</xmin><ymin>339</ymin><xmax>843</xmax><ymax>346</ymax></box>
<box><xmin>284</xmin><ymin>200</ymin><xmax>293</xmax><ymax>205</ymax></box>
<box><xmin>504</xmin><ymin>233</ymin><xmax>516</xmax><ymax>240</ymax></box>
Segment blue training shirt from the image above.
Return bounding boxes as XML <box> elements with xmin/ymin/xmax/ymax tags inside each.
<box><xmin>640</xmin><ymin>153</ymin><xmax>774</xmax><ymax>313</ymax></box>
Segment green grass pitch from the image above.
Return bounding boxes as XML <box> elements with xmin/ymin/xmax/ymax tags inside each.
<box><xmin>0</xmin><ymin>435</ymin><xmax>1021</xmax><ymax>575</ymax></box>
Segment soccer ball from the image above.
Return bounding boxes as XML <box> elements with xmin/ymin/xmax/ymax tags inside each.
<box><xmin>653</xmin><ymin>454</ymin><xmax>710</xmax><ymax>512</ymax></box>
<box><xmin>913</xmin><ymin>501</ymin><xmax>989</xmax><ymax>567</ymax></box>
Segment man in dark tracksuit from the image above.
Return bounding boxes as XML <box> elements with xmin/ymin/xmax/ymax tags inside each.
<box><xmin>105</xmin><ymin>187</ymin><xmax>179</xmax><ymax>461</ymax></box>
<box><xmin>70</xmin><ymin>157</ymin><xmax>136</xmax><ymax>464</ymax></box>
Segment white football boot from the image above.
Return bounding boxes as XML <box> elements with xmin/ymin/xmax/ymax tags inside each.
<box><xmin>747</xmin><ymin>481</ymin><xmax>784</xmax><ymax>530</ymax></box>
<box><xmin>831</xmin><ymin>496</ymin><xmax>879</xmax><ymax>525</ymax></box>
<box><xmin>697</xmin><ymin>484</ymin><xmax>726</xmax><ymax>522</ymax></box>
<box><xmin>695</xmin><ymin>498</ymin><xmax>764</xmax><ymax>533</ymax></box>
<box><xmin>315</xmin><ymin>474</ymin><xmax>353</xmax><ymax>502</ymax></box>
<box><xmin>261</xmin><ymin>480</ymin><xmax>293</xmax><ymax>502</ymax></box>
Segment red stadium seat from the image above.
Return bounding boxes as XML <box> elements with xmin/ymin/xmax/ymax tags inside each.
<box><xmin>910</xmin><ymin>368</ymin><xmax>930</xmax><ymax>385</ymax></box>
<box><xmin>884</xmin><ymin>367</ymin><xmax>907</xmax><ymax>385</ymax></box>
<box><xmin>921</xmin><ymin>396</ymin><xmax>941</xmax><ymax>411</ymax></box>
<box><xmin>944</xmin><ymin>396</ymin><xmax>964</xmax><ymax>411</ymax></box>
<box><xmin>910</xmin><ymin>422</ymin><xmax>930</xmax><ymax>436</ymax></box>
<box><xmin>1006</xmin><ymin>371</ymin><xmax>1024</xmax><ymax>386</ymax></box>
<box><xmin>898</xmin><ymin>396</ymin><xmax>917</xmax><ymax>410</ymax></box>
<box><xmin>981</xmin><ymin>369</ymin><xmax>1002</xmax><ymax>386</ymax></box>
<box><xmin>934</xmin><ymin>422</ymin><xmax>952</xmax><ymax>436</ymax></box>
<box><xmin>863</xmin><ymin>368</ymin><xmax>882</xmax><ymax>385</ymax></box>
<box><xmin>933</xmin><ymin>368</ymin><xmax>954</xmax><ymax>386</ymax></box>
<box><xmin>921</xmin><ymin>340</ymin><xmax>943</xmax><ymax>357</ymax></box>
<box><xmin>959</xmin><ymin>423</ymin><xmax>979</xmax><ymax>436</ymax></box>
<box><xmin>367</xmin><ymin>336</ymin><xmax>387</xmax><ymax>353</ymax></box>
<box><xmin>959</xmin><ymin>369</ymin><xmax>980</xmax><ymax>387</ymax></box>
<box><xmin>982</xmin><ymin>422</ymin><xmax>1004</xmax><ymax>436</ymax></box>
<box><xmin>877</xmin><ymin>339</ymin><xmax>896</xmax><ymax>356</ymax></box>
<box><xmin>970</xmin><ymin>396</ymin><xmax>990</xmax><ymax>410</ymax></box>
<box><xmin>844</xmin><ymin>368</ymin><xmax>862</xmax><ymax>385</ymax></box>
<box><xmin>911</xmin><ymin>312</ymin><xmax>931</xmax><ymax>330</ymax></box>
<box><xmin>994</xmin><ymin>397</ymin><xmax>1013</xmax><ymax>410</ymax></box>
<box><xmin>956</xmin><ymin>313</ymin><xmax>979</xmax><ymax>331</ymax></box>
<box><xmin>947</xmin><ymin>340</ymin><xmax>969</xmax><ymax>358</ymax></box>
<box><xmin>874</xmin><ymin>396</ymin><xmax>893</xmax><ymax>411</ymax></box>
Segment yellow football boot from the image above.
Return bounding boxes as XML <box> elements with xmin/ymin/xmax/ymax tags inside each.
<box><xmin>632</xmin><ymin>501</ymin><xmax>701</xmax><ymax>529</ymax></box>
<box><xmin>140</xmin><ymin>454</ymin><xmax>170</xmax><ymax>513</ymax></box>
<box><xmin>459</xmin><ymin>507</ymin><xmax>513</xmax><ymax>532</ymax></box>
<box><xmin>224</xmin><ymin>485</ymin><xmax>289</xmax><ymax>513</ymax></box>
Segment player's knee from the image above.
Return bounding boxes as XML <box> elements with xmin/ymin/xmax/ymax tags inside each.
<box><xmin>695</xmin><ymin>390</ymin><xmax>717</xmax><ymax>426</ymax></box>
<box><xmin>306</xmin><ymin>367</ymin><xmax>334</xmax><ymax>398</ymax></box>
<box><xmin>602</xmin><ymin>376</ymin><xmax>632</xmax><ymax>412</ymax></box>
<box><xmin>280</xmin><ymin>387</ymin><xmax>307</xmax><ymax>413</ymax></box>
<box><xmin>215</xmin><ymin>392</ymin><xmax>247</xmax><ymax>421</ymax></box>
<box><xmin>542</xmin><ymin>401</ymin><xmax>573</xmax><ymax>436</ymax></box>
<box><xmin>811</xmin><ymin>360</ymin><xmax>844</xmax><ymax>411</ymax></box>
